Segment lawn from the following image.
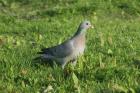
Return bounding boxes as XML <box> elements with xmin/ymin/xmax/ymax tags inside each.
<box><xmin>0</xmin><ymin>0</ymin><xmax>140</xmax><ymax>93</ymax></box>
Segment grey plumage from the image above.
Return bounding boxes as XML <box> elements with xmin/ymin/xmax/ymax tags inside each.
<box><xmin>37</xmin><ymin>21</ymin><xmax>93</xmax><ymax>69</ymax></box>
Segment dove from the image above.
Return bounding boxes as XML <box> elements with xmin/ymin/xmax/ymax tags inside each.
<box><xmin>37</xmin><ymin>21</ymin><xmax>93</xmax><ymax>69</ymax></box>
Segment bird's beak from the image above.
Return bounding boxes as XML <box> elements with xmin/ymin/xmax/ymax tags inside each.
<box><xmin>90</xmin><ymin>25</ymin><xmax>94</xmax><ymax>29</ymax></box>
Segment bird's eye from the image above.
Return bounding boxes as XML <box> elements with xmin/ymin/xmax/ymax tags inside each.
<box><xmin>86</xmin><ymin>23</ymin><xmax>89</xmax><ymax>25</ymax></box>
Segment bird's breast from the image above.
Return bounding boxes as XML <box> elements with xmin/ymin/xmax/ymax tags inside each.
<box><xmin>73</xmin><ymin>35</ymin><xmax>86</xmax><ymax>56</ymax></box>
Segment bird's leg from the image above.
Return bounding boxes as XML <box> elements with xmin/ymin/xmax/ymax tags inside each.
<box><xmin>61</xmin><ymin>60</ymin><xmax>67</xmax><ymax>69</ymax></box>
<box><xmin>61</xmin><ymin>64</ymin><xmax>66</xmax><ymax>69</ymax></box>
<box><xmin>71</xmin><ymin>59</ymin><xmax>77</xmax><ymax>67</ymax></box>
<box><xmin>61</xmin><ymin>59</ymin><xmax>77</xmax><ymax>69</ymax></box>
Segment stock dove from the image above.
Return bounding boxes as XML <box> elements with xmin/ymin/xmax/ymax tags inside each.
<box><xmin>37</xmin><ymin>21</ymin><xmax>93</xmax><ymax>69</ymax></box>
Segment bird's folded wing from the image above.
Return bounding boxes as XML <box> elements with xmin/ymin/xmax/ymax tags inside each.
<box><xmin>40</xmin><ymin>40</ymin><xmax>74</xmax><ymax>58</ymax></box>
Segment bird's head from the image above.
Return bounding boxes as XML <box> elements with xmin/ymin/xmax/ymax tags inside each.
<box><xmin>74</xmin><ymin>20</ymin><xmax>94</xmax><ymax>36</ymax></box>
<box><xmin>79</xmin><ymin>20</ymin><xmax>94</xmax><ymax>30</ymax></box>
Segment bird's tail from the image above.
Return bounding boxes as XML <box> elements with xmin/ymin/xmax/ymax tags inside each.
<box><xmin>37</xmin><ymin>51</ymin><xmax>44</xmax><ymax>54</ymax></box>
<box><xmin>37</xmin><ymin>48</ymin><xmax>51</xmax><ymax>54</ymax></box>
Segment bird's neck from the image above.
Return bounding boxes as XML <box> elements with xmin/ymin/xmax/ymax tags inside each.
<box><xmin>73</xmin><ymin>28</ymin><xmax>87</xmax><ymax>37</ymax></box>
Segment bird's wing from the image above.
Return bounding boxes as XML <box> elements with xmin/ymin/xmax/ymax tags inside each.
<box><xmin>38</xmin><ymin>40</ymin><xmax>74</xmax><ymax>58</ymax></box>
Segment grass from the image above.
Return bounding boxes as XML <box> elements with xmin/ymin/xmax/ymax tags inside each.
<box><xmin>0</xmin><ymin>0</ymin><xmax>140</xmax><ymax>92</ymax></box>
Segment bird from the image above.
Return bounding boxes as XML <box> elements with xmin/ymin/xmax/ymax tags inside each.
<box><xmin>37</xmin><ymin>20</ymin><xmax>94</xmax><ymax>69</ymax></box>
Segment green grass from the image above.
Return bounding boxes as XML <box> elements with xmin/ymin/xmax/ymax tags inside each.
<box><xmin>0</xmin><ymin>0</ymin><xmax>140</xmax><ymax>93</ymax></box>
